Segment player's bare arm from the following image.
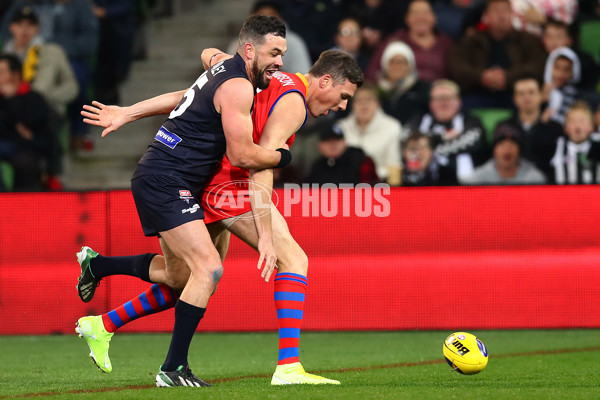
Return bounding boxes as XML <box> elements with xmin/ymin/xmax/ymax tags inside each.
<box><xmin>249</xmin><ymin>92</ymin><xmax>306</xmax><ymax>282</ymax></box>
<box><xmin>81</xmin><ymin>91</ymin><xmax>186</xmax><ymax>137</ymax></box>
<box><xmin>201</xmin><ymin>48</ymin><xmax>232</xmax><ymax>70</ymax></box>
<box><xmin>215</xmin><ymin>78</ymin><xmax>287</xmax><ymax>169</ymax></box>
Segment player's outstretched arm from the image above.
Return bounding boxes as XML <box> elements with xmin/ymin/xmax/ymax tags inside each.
<box><xmin>249</xmin><ymin>92</ymin><xmax>306</xmax><ymax>282</ymax></box>
<box><xmin>81</xmin><ymin>90</ymin><xmax>186</xmax><ymax>137</ymax></box>
<box><xmin>216</xmin><ymin>78</ymin><xmax>290</xmax><ymax>170</ymax></box>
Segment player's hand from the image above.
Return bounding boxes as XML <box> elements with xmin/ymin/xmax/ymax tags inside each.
<box><xmin>257</xmin><ymin>236</ymin><xmax>277</xmax><ymax>282</ymax></box>
<box><xmin>81</xmin><ymin>101</ymin><xmax>129</xmax><ymax>137</ymax></box>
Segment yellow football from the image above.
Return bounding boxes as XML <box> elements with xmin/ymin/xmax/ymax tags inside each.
<box><xmin>443</xmin><ymin>332</ymin><xmax>488</xmax><ymax>375</ymax></box>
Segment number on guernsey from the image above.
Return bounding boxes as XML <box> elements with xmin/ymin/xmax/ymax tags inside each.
<box><xmin>169</xmin><ymin>73</ymin><xmax>209</xmax><ymax>119</ymax></box>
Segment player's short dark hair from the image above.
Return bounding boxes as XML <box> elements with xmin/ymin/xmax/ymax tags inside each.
<box><xmin>309</xmin><ymin>50</ymin><xmax>364</xmax><ymax>87</ymax></box>
<box><xmin>0</xmin><ymin>54</ymin><xmax>23</xmax><ymax>75</ymax></box>
<box><xmin>238</xmin><ymin>14</ymin><xmax>286</xmax><ymax>49</ymax></box>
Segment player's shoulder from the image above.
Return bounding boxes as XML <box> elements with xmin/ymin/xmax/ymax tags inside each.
<box><xmin>269</xmin><ymin>71</ymin><xmax>305</xmax><ymax>90</ymax></box>
<box><xmin>208</xmin><ymin>54</ymin><xmax>248</xmax><ymax>84</ymax></box>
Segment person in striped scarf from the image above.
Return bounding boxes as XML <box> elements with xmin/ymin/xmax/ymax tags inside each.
<box><xmin>550</xmin><ymin>101</ymin><xmax>600</xmax><ymax>184</ymax></box>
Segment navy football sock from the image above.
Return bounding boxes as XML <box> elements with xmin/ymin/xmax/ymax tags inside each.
<box><xmin>162</xmin><ymin>300</ymin><xmax>206</xmax><ymax>371</ymax></box>
<box><xmin>90</xmin><ymin>253</ymin><xmax>155</xmax><ymax>282</ymax></box>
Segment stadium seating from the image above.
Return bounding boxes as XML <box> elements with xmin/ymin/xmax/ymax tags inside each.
<box><xmin>579</xmin><ymin>20</ymin><xmax>600</xmax><ymax>64</ymax></box>
<box><xmin>468</xmin><ymin>108</ymin><xmax>513</xmax><ymax>143</ymax></box>
<box><xmin>0</xmin><ymin>161</ymin><xmax>13</xmax><ymax>191</ymax></box>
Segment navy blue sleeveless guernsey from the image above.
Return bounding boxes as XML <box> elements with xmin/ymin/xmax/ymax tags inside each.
<box><xmin>133</xmin><ymin>53</ymin><xmax>249</xmax><ymax>193</ymax></box>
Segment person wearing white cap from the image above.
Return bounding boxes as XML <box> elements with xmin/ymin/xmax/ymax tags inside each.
<box><xmin>376</xmin><ymin>40</ymin><xmax>430</xmax><ymax>125</ymax></box>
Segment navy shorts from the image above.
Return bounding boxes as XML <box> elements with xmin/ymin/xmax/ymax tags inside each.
<box><xmin>131</xmin><ymin>174</ymin><xmax>205</xmax><ymax>237</ymax></box>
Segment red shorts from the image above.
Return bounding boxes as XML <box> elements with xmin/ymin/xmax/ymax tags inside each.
<box><xmin>202</xmin><ymin>157</ymin><xmax>252</xmax><ymax>224</ymax></box>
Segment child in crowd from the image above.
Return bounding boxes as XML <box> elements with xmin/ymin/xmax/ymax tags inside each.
<box><xmin>401</xmin><ymin>132</ymin><xmax>456</xmax><ymax>186</ymax></box>
<box><xmin>541</xmin><ymin>20</ymin><xmax>599</xmax><ymax>89</ymax></box>
<box><xmin>542</xmin><ymin>47</ymin><xmax>580</xmax><ymax>124</ymax></box>
<box><xmin>550</xmin><ymin>101</ymin><xmax>600</xmax><ymax>184</ymax></box>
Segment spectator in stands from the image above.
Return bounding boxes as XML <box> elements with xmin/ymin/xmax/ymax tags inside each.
<box><xmin>595</xmin><ymin>104</ymin><xmax>600</xmax><ymax>130</ymax></box>
<box><xmin>550</xmin><ymin>101</ymin><xmax>600</xmax><ymax>184</ymax></box>
<box><xmin>2</xmin><ymin>6</ymin><xmax>78</xmax><ymax>118</ymax></box>
<box><xmin>365</xmin><ymin>0</ymin><xmax>454</xmax><ymax>83</ymax></box>
<box><xmin>281</xmin><ymin>0</ymin><xmax>342</xmax><ymax>61</ymax></box>
<box><xmin>460</xmin><ymin>121</ymin><xmax>546</xmax><ymax>185</ymax></box>
<box><xmin>341</xmin><ymin>0</ymin><xmax>408</xmax><ymax>50</ymax></box>
<box><xmin>0</xmin><ymin>54</ymin><xmax>58</xmax><ymax>191</ymax></box>
<box><xmin>227</xmin><ymin>1</ymin><xmax>312</xmax><ymax>74</ymax></box>
<box><xmin>92</xmin><ymin>1</ymin><xmax>134</xmax><ymax>106</ymax></box>
<box><xmin>336</xmin><ymin>83</ymin><xmax>402</xmax><ymax>185</ymax></box>
<box><xmin>3</xmin><ymin>1</ymin><xmax>99</xmax><ymax>151</ymax></box>
<box><xmin>502</xmin><ymin>76</ymin><xmax>563</xmax><ymax>181</ymax></box>
<box><xmin>510</xmin><ymin>0</ymin><xmax>578</xmax><ymax>36</ymax></box>
<box><xmin>542</xmin><ymin>46</ymin><xmax>580</xmax><ymax>125</ymax></box>
<box><xmin>405</xmin><ymin>79</ymin><xmax>489</xmax><ymax>181</ymax></box>
<box><xmin>541</xmin><ymin>20</ymin><xmax>599</xmax><ymax>90</ymax></box>
<box><xmin>432</xmin><ymin>0</ymin><xmax>488</xmax><ymax>40</ymax></box>
<box><xmin>0</xmin><ymin>1</ymin><xmax>10</xmax><ymax>22</ymax></box>
<box><xmin>289</xmin><ymin>118</ymin><xmax>332</xmax><ymax>182</ymax></box>
<box><xmin>376</xmin><ymin>41</ymin><xmax>430</xmax><ymax>124</ymax></box>
<box><xmin>401</xmin><ymin>131</ymin><xmax>457</xmax><ymax>186</ymax></box>
<box><xmin>306</xmin><ymin>123</ymin><xmax>379</xmax><ymax>185</ymax></box>
<box><xmin>56</xmin><ymin>0</ymin><xmax>98</xmax><ymax>151</ymax></box>
<box><xmin>448</xmin><ymin>0</ymin><xmax>546</xmax><ymax>109</ymax></box>
<box><xmin>331</xmin><ymin>16</ymin><xmax>371</xmax><ymax>72</ymax></box>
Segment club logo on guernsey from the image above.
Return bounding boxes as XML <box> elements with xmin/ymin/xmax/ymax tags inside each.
<box><xmin>155</xmin><ymin>126</ymin><xmax>182</xmax><ymax>149</ymax></box>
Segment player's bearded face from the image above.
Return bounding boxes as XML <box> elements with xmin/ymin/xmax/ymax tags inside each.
<box><xmin>252</xmin><ymin>57</ymin><xmax>275</xmax><ymax>90</ymax></box>
<box><xmin>251</xmin><ymin>36</ymin><xmax>285</xmax><ymax>90</ymax></box>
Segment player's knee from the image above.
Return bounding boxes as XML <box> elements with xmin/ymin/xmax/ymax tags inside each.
<box><xmin>209</xmin><ymin>264</ymin><xmax>224</xmax><ymax>285</ymax></box>
<box><xmin>191</xmin><ymin>263</ymin><xmax>223</xmax><ymax>289</ymax></box>
<box><xmin>280</xmin><ymin>249</ymin><xmax>308</xmax><ymax>276</ymax></box>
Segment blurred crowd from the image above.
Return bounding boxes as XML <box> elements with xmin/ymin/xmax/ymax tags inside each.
<box><xmin>2</xmin><ymin>0</ymin><xmax>600</xmax><ymax>191</ymax></box>
<box><xmin>0</xmin><ymin>0</ymin><xmax>167</xmax><ymax>191</ymax></box>
<box><xmin>251</xmin><ymin>0</ymin><xmax>600</xmax><ymax>187</ymax></box>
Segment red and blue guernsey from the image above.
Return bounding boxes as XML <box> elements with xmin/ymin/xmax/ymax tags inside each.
<box><xmin>202</xmin><ymin>71</ymin><xmax>308</xmax><ymax>223</ymax></box>
<box><xmin>133</xmin><ymin>53</ymin><xmax>249</xmax><ymax>194</ymax></box>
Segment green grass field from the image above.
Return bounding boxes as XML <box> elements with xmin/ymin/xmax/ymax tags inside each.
<box><xmin>1</xmin><ymin>330</ymin><xmax>599</xmax><ymax>399</ymax></box>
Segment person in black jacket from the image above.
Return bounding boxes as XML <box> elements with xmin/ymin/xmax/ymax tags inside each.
<box><xmin>404</xmin><ymin>79</ymin><xmax>489</xmax><ymax>182</ymax></box>
<box><xmin>0</xmin><ymin>54</ymin><xmax>56</xmax><ymax>191</ymax></box>
<box><xmin>500</xmin><ymin>76</ymin><xmax>563</xmax><ymax>181</ymax></box>
<box><xmin>307</xmin><ymin>122</ymin><xmax>379</xmax><ymax>185</ymax></box>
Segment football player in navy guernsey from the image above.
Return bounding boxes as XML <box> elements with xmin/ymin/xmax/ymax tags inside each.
<box><xmin>79</xmin><ymin>49</ymin><xmax>363</xmax><ymax>386</ymax></box>
<box><xmin>76</xmin><ymin>15</ymin><xmax>292</xmax><ymax>387</ymax></box>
